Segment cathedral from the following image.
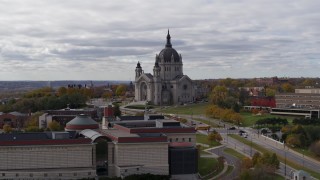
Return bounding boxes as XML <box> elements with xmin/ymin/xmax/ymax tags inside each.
<box><xmin>134</xmin><ymin>30</ymin><xmax>195</xmax><ymax>105</ymax></box>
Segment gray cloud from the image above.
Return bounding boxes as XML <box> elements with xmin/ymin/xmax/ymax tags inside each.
<box><xmin>0</xmin><ymin>0</ymin><xmax>319</xmax><ymax>80</ymax></box>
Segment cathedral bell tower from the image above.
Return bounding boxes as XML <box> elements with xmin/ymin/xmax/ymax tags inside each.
<box><xmin>153</xmin><ymin>59</ymin><xmax>161</xmax><ymax>105</ymax></box>
<box><xmin>153</xmin><ymin>57</ymin><xmax>161</xmax><ymax>78</ymax></box>
<box><xmin>135</xmin><ymin>61</ymin><xmax>143</xmax><ymax>79</ymax></box>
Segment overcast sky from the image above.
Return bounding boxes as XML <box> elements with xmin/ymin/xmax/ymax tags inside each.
<box><xmin>0</xmin><ymin>0</ymin><xmax>319</xmax><ymax>81</ymax></box>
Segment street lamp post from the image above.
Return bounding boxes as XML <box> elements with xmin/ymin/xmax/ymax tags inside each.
<box><xmin>250</xmin><ymin>134</ymin><xmax>253</xmax><ymax>157</ymax></box>
<box><xmin>226</xmin><ymin>128</ymin><xmax>229</xmax><ymax>144</ymax></box>
<box><xmin>285</xmin><ymin>149</ymin><xmax>287</xmax><ymax>177</ymax></box>
<box><xmin>302</xmin><ymin>149</ymin><xmax>305</xmax><ymax>168</ymax></box>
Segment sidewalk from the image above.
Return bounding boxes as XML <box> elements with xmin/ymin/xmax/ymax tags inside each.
<box><xmin>209</xmin><ymin>162</ymin><xmax>228</xmax><ymax>180</ymax></box>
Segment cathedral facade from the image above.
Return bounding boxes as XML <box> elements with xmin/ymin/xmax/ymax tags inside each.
<box><xmin>134</xmin><ymin>31</ymin><xmax>195</xmax><ymax>105</ymax></box>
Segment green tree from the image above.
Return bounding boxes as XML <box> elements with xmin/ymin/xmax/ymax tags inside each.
<box><xmin>113</xmin><ymin>104</ymin><xmax>121</xmax><ymax>117</ymax></box>
<box><xmin>270</xmin><ymin>153</ymin><xmax>280</xmax><ymax>169</ymax></box>
<box><xmin>240</xmin><ymin>169</ymin><xmax>252</xmax><ymax>180</ymax></box>
<box><xmin>252</xmin><ymin>152</ymin><xmax>261</xmax><ymax>166</ymax></box>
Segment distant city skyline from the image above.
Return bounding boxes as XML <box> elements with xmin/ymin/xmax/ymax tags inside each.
<box><xmin>0</xmin><ymin>0</ymin><xmax>319</xmax><ymax>80</ymax></box>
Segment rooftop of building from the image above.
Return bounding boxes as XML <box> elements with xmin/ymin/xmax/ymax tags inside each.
<box><xmin>0</xmin><ymin>131</ymin><xmax>91</xmax><ymax>146</ymax></box>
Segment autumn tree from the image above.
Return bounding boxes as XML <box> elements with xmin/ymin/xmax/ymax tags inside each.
<box><xmin>241</xmin><ymin>157</ymin><xmax>253</xmax><ymax>169</ymax></box>
<box><xmin>48</xmin><ymin>121</ymin><xmax>62</xmax><ymax>131</ymax></box>
<box><xmin>115</xmin><ymin>85</ymin><xmax>127</xmax><ymax>97</ymax></box>
<box><xmin>231</xmin><ymin>113</ymin><xmax>243</xmax><ymax>125</ymax></box>
<box><xmin>3</xmin><ymin>124</ymin><xmax>12</xmax><ymax>133</ymax></box>
<box><xmin>286</xmin><ymin>134</ymin><xmax>301</xmax><ymax>147</ymax></box>
<box><xmin>103</xmin><ymin>91</ymin><xmax>113</xmax><ymax>100</ymax></box>
<box><xmin>310</xmin><ymin>140</ymin><xmax>320</xmax><ymax>156</ymax></box>
<box><xmin>209</xmin><ymin>85</ymin><xmax>228</xmax><ymax>107</ymax></box>
<box><xmin>281</xmin><ymin>83</ymin><xmax>294</xmax><ymax>93</ymax></box>
<box><xmin>208</xmin><ymin>130</ymin><xmax>222</xmax><ymax>142</ymax></box>
<box><xmin>302</xmin><ymin>79</ymin><xmax>315</xmax><ymax>87</ymax></box>
<box><xmin>57</xmin><ymin>87</ymin><xmax>67</xmax><ymax>96</ymax></box>
<box><xmin>266</xmin><ymin>88</ymin><xmax>276</xmax><ymax>97</ymax></box>
<box><xmin>25</xmin><ymin>112</ymin><xmax>44</xmax><ymax>132</ymax></box>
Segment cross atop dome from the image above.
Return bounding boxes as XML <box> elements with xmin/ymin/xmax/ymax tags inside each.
<box><xmin>165</xmin><ymin>29</ymin><xmax>172</xmax><ymax>48</ymax></box>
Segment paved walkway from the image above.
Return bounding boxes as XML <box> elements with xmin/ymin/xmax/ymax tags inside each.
<box><xmin>209</xmin><ymin>162</ymin><xmax>228</xmax><ymax>180</ymax></box>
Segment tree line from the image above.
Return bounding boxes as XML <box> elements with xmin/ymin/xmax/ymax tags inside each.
<box><xmin>206</xmin><ymin>105</ymin><xmax>243</xmax><ymax>125</ymax></box>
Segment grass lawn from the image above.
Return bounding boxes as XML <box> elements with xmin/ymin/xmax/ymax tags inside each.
<box><xmin>198</xmin><ymin>157</ymin><xmax>218</xmax><ymax>176</ymax></box>
<box><xmin>124</xmin><ymin>105</ymin><xmax>154</xmax><ymax>109</ymax></box>
<box><xmin>272</xmin><ymin>174</ymin><xmax>285</xmax><ymax>180</ymax></box>
<box><xmin>228</xmin><ymin>134</ymin><xmax>320</xmax><ymax>179</ymax></box>
<box><xmin>196</xmin><ymin>133</ymin><xmax>221</xmax><ymax>147</ymax></box>
<box><xmin>193</xmin><ymin>118</ymin><xmax>221</xmax><ymax>128</ymax></box>
<box><xmin>241</xmin><ymin>112</ymin><xmax>296</xmax><ymax>127</ymax></box>
<box><xmin>224</xmin><ymin>148</ymin><xmax>246</xmax><ymax>160</ymax></box>
<box><xmin>161</xmin><ymin>103</ymin><xmax>209</xmax><ymax>115</ymax></box>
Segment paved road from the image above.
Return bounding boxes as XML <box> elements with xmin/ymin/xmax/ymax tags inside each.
<box><xmin>187</xmin><ymin>115</ymin><xmax>320</xmax><ymax>174</ymax></box>
<box><xmin>209</xmin><ymin>145</ymin><xmax>240</xmax><ymax>180</ymax></box>
<box><xmin>181</xmin><ymin>114</ymin><xmax>320</xmax><ymax>179</ymax></box>
<box><xmin>223</xmin><ymin>133</ymin><xmax>296</xmax><ymax>179</ymax></box>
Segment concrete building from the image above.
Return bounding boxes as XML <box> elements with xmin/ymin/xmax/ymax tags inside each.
<box><xmin>82</xmin><ymin>111</ymin><xmax>198</xmax><ymax>178</ymax></box>
<box><xmin>134</xmin><ymin>30</ymin><xmax>195</xmax><ymax>105</ymax></box>
<box><xmin>0</xmin><ymin>132</ymin><xmax>96</xmax><ymax>179</ymax></box>
<box><xmin>39</xmin><ymin>107</ymin><xmax>97</xmax><ymax>129</ymax></box>
<box><xmin>271</xmin><ymin>89</ymin><xmax>320</xmax><ymax>118</ymax></box>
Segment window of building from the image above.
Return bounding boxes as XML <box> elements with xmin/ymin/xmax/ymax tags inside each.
<box><xmin>176</xmin><ymin>138</ymin><xmax>178</xmax><ymax>142</ymax></box>
<box><xmin>74</xmin><ymin>173</ymin><xmax>77</xmax><ymax>176</ymax></box>
<box><xmin>44</xmin><ymin>173</ymin><xmax>48</xmax><ymax>177</ymax></box>
<box><xmin>137</xmin><ymin>168</ymin><xmax>139</xmax><ymax>171</ymax></box>
<box><xmin>169</xmin><ymin>138</ymin><xmax>172</xmax><ymax>142</ymax></box>
<box><xmin>30</xmin><ymin>174</ymin><xmax>33</xmax><ymax>177</ymax></box>
<box><xmin>189</xmin><ymin>138</ymin><xmax>192</xmax><ymax>142</ymax></box>
<box><xmin>182</xmin><ymin>138</ymin><xmax>185</xmax><ymax>142</ymax></box>
<box><xmin>88</xmin><ymin>172</ymin><xmax>91</xmax><ymax>175</ymax></box>
<box><xmin>125</xmin><ymin>169</ymin><xmax>128</xmax><ymax>173</ymax></box>
<box><xmin>59</xmin><ymin>173</ymin><xmax>62</xmax><ymax>177</ymax></box>
<box><xmin>2</xmin><ymin>173</ymin><xmax>5</xmax><ymax>177</ymax></box>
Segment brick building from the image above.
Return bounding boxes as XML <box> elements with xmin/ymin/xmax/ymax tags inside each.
<box><xmin>0</xmin><ymin>112</ymin><xmax>30</xmax><ymax>129</ymax></box>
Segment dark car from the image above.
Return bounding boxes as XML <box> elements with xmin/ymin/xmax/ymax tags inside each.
<box><xmin>228</xmin><ymin>127</ymin><xmax>236</xmax><ymax>130</ymax></box>
<box><xmin>238</xmin><ymin>130</ymin><xmax>246</xmax><ymax>135</ymax></box>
